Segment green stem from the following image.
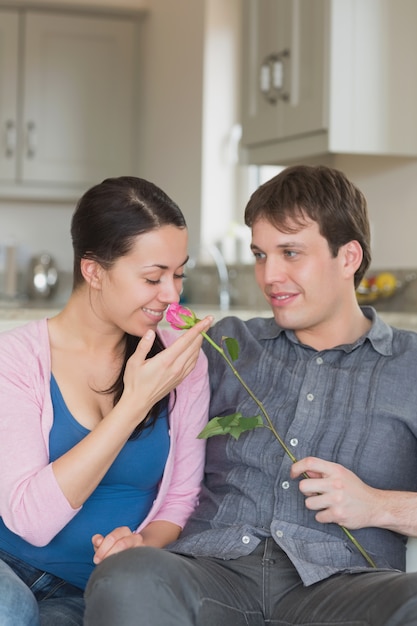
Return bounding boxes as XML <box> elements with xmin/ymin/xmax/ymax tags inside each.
<box><xmin>202</xmin><ymin>332</ymin><xmax>297</xmax><ymax>462</ymax></box>
<box><xmin>201</xmin><ymin>330</ymin><xmax>377</xmax><ymax>569</ymax></box>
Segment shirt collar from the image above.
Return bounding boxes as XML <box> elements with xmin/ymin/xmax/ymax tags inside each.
<box><xmin>359</xmin><ymin>306</ymin><xmax>393</xmax><ymax>356</ymax></box>
<box><xmin>256</xmin><ymin>306</ymin><xmax>393</xmax><ymax>356</ymax></box>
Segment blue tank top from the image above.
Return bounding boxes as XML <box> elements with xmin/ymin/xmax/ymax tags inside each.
<box><xmin>0</xmin><ymin>375</ymin><xmax>170</xmax><ymax>589</ymax></box>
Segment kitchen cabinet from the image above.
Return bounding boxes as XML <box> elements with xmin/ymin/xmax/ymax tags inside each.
<box><xmin>0</xmin><ymin>8</ymin><xmax>137</xmax><ymax>198</ymax></box>
<box><xmin>240</xmin><ymin>0</ymin><xmax>417</xmax><ymax>165</ymax></box>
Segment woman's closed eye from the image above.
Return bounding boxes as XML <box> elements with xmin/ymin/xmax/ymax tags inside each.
<box><xmin>145</xmin><ymin>272</ymin><xmax>186</xmax><ymax>285</ymax></box>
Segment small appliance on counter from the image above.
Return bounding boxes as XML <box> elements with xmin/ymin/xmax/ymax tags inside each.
<box><xmin>28</xmin><ymin>253</ymin><xmax>59</xmax><ymax>300</ymax></box>
<box><xmin>0</xmin><ymin>241</ymin><xmax>28</xmax><ymax>305</ymax></box>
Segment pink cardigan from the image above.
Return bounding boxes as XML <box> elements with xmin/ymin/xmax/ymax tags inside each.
<box><xmin>0</xmin><ymin>319</ymin><xmax>209</xmax><ymax>546</ymax></box>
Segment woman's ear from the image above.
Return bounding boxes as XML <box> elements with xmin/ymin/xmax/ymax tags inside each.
<box><xmin>80</xmin><ymin>258</ymin><xmax>103</xmax><ymax>289</ymax></box>
<box><xmin>341</xmin><ymin>240</ymin><xmax>363</xmax><ymax>279</ymax></box>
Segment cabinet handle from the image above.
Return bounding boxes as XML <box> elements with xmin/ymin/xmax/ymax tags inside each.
<box><xmin>260</xmin><ymin>49</ymin><xmax>290</xmax><ymax>104</ymax></box>
<box><xmin>4</xmin><ymin>120</ymin><xmax>16</xmax><ymax>158</ymax></box>
<box><xmin>26</xmin><ymin>121</ymin><xmax>37</xmax><ymax>159</ymax></box>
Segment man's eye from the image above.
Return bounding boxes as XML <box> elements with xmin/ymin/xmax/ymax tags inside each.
<box><xmin>284</xmin><ymin>250</ymin><xmax>297</xmax><ymax>258</ymax></box>
<box><xmin>253</xmin><ymin>251</ymin><xmax>265</xmax><ymax>260</ymax></box>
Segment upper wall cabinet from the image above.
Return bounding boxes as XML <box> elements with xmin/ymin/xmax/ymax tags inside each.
<box><xmin>240</xmin><ymin>0</ymin><xmax>417</xmax><ymax>165</ymax></box>
<box><xmin>0</xmin><ymin>8</ymin><xmax>137</xmax><ymax>199</ymax></box>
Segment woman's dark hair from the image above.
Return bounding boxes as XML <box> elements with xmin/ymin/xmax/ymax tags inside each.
<box><xmin>71</xmin><ymin>176</ymin><xmax>187</xmax><ymax>437</ymax></box>
<box><xmin>244</xmin><ymin>165</ymin><xmax>371</xmax><ymax>287</ymax></box>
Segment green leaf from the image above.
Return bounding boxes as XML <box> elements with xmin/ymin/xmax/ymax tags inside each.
<box><xmin>197</xmin><ymin>412</ymin><xmax>263</xmax><ymax>440</ymax></box>
<box><xmin>222</xmin><ymin>336</ymin><xmax>240</xmax><ymax>361</ymax></box>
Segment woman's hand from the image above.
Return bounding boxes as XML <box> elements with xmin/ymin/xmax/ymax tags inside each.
<box><xmin>92</xmin><ymin>527</ymin><xmax>144</xmax><ymax>564</ymax></box>
<box><xmin>92</xmin><ymin>520</ymin><xmax>182</xmax><ymax>564</ymax></box>
<box><xmin>121</xmin><ymin>316</ymin><xmax>213</xmax><ymax>423</ymax></box>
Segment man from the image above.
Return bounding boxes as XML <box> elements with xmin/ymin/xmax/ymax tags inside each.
<box><xmin>84</xmin><ymin>165</ymin><xmax>417</xmax><ymax>625</ymax></box>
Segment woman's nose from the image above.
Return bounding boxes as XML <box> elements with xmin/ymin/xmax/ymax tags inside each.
<box><xmin>159</xmin><ymin>279</ymin><xmax>182</xmax><ymax>303</ymax></box>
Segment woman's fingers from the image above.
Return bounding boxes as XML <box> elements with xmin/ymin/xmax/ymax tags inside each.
<box><xmin>92</xmin><ymin>527</ymin><xmax>144</xmax><ymax>563</ymax></box>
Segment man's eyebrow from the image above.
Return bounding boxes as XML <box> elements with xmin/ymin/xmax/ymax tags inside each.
<box><xmin>250</xmin><ymin>241</ymin><xmax>306</xmax><ymax>250</ymax></box>
<box><xmin>276</xmin><ymin>241</ymin><xmax>307</xmax><ymax>249</ymax></box>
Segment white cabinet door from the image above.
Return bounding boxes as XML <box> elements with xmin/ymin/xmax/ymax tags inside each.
<box><xmin>0</xmin><ymin>9</ymin><xmax>136</xmax><ymax>195</ymax></box>
<box><xmin>22</xmin><ymin>12</ymin><xmax>136</xmax><ymax>187</ymax></box>
<box><xmin>241</xmin><ymin>0</ymin><xmax>285</xmax><ymax>146</ymax></box>
<box><xmin>241</xmin><ymin>0</ymin><xmax>326</xmax><ymax>149</ymax></box>
<box><xmin>0</xmin><ymin>11</ymin><xmax>19</xmax><ymax>182</ymax></box>
<box><xmin>241</xmin><ymin>0</ymin><xmax>417</xmax><ymax>164</ymax></box>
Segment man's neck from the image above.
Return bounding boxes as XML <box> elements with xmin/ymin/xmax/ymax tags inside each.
<box><xmin>294</xmin><ymin>308</ymin><xmax>372</xmax><ymax>351</ymax></box>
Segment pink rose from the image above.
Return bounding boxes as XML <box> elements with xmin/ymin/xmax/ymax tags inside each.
<box><xmin>165</xmin><ymin>303</ymin><xmax>198</xmax><ymax>330</ymax></box>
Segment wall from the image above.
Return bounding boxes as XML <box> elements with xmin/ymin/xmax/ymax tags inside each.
<box><xmin>134</xmin><ymin>0</ymin><xmax>205</xmax><ymax>262</ymax></box>
<box><xmin>333</xmin><ymin>155</ymin><xmax>417</xmax><ymax>270</ymax></box>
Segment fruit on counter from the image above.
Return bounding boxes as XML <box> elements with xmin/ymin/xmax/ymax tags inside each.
<box><xmin>374</xmin><ymin>272</ymin><xmax>398</xmax><ymax>296</ymax></box>
<box><xmin>356</xmin><ymin>277</ymin><xmax>378</xmax><ymax>303</ymax></box>
<box><xmin>356</xmin><ymin>272</ymin><xmax>398</xmax><ymax>303</ymax></box>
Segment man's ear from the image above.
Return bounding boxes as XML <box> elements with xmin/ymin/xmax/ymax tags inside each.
<box><xmin>80</xmin><ymin>258</ymin><xmax>103</xmax><ymax>289</ymax></box>
<box><xmin>341</xmin><ymin>240</ymin><xmax>363</xmax><ymax>278</ymax></box>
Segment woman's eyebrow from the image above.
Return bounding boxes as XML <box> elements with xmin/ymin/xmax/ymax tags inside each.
<box><xmin>143</xmin><ymin>255</ymin><xmax>189</xmax><ymax>270</ymax></box>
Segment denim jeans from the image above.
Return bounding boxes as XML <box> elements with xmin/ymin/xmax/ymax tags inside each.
<box><xmin>0</xmin><ymin>548</ymin><xmax>84</xmax><ymax>626</ymax></box>
<box><xmin>84</xmin><ymin>540</ymin><xmax>417</xmax><ymax>625</ymax></box>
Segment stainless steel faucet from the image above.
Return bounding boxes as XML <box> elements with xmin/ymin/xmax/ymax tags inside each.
<box><xmin>207</xmin><ymin>243</ymin><xmax>230</xmax><ymax>311</ymax></box>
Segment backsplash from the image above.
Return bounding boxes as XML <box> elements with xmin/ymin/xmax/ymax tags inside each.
<box><xmin>1</xmin><ymin>265</ymin><xmax>417</xmax><ymax>314</ymax></box>
<box><xmin>183</xmin><ymin>265</ymin><xmax>417</xmax><ymax>313</ymax></box>
<box><xmin>0</xmin><ymin>270</ymin><xmax>72</xmax><ymax>309</ymax></box>
<box><xmin>359</xmin><ymin>268</ymin><xmax>417</xmax><ymax>313</ymax></box>
<box><xmin>182</xmin><ymin>263</ymin><xmax>267</xmax><ymax>311</ymax></box>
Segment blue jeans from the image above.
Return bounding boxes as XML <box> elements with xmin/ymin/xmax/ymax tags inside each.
<box><xmin>0</xmin><ymin>548</ymin><xmax>84</xmax><ymax>626</ymax></box>
<box><xmin>84</xmin><ymin>539</ymin><xmax>417</xmax><ymax>625</ymax></box>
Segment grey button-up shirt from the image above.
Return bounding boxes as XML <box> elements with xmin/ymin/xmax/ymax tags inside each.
<box><xmin>170</xmin><ymin>307</ymin><xmax>417</xmax><ymax>585</ymax></box>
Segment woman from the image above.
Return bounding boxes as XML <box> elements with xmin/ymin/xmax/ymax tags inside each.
<box><xmin>0</xmin><ymin>177</ymin><xmax>212</xmax><ymax>625</ymax></box>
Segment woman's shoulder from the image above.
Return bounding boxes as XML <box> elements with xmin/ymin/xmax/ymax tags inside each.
<box><xmin>0</xmin><ymin>318</ymin><xmax>49</xmax><ymax>356</ymax></box>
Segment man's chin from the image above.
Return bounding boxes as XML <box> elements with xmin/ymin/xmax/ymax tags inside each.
<box><xmin>271</xmin><ymin>308</ymin><xmax>300</xmax><ymax>330</ymax></box>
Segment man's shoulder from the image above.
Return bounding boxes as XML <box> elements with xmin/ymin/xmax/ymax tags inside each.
<box><xmin>390</xmin><ymin>324</ymin><xmax>417</xmax><ymax>347</ymax></box>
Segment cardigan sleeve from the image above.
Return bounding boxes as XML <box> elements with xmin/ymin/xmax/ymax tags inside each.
<box><xmin>137</xmin><ymin>328</ymin><xmax>210</xmax><ymax>531</ymax></box>
<box><xmin>0</xmin><ymin>321</ymin><xmax>79</xmax><ymax>547</ymax></box>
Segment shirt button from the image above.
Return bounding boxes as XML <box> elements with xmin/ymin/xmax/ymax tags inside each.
<box><xmin>316</xmin><ymin>356</ymin><xmax>323</xmax><ymax>365</ymax></box>
<box><xmin>307</xmin><ymin>393</ymin><xmax>314</xmax><ymax>401</ymax></box>
<box><xmin>290</xmin><ymin>438</ymin><xmax>298</xmax><ymax>447</ymax></box>
<box><xmin>282</xmin><ymin>481</ymin><xmax>290</xmax><ymax>490</ymax></box>
<box><xmin>242</xmin><ymin>535</ymin><xmax>250</xmax><ymax>544</ymax></box>
<box><xmin>276</xmin><ymin>530</ymin><xmax>283</xmax><ymax>538</ymax></box>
